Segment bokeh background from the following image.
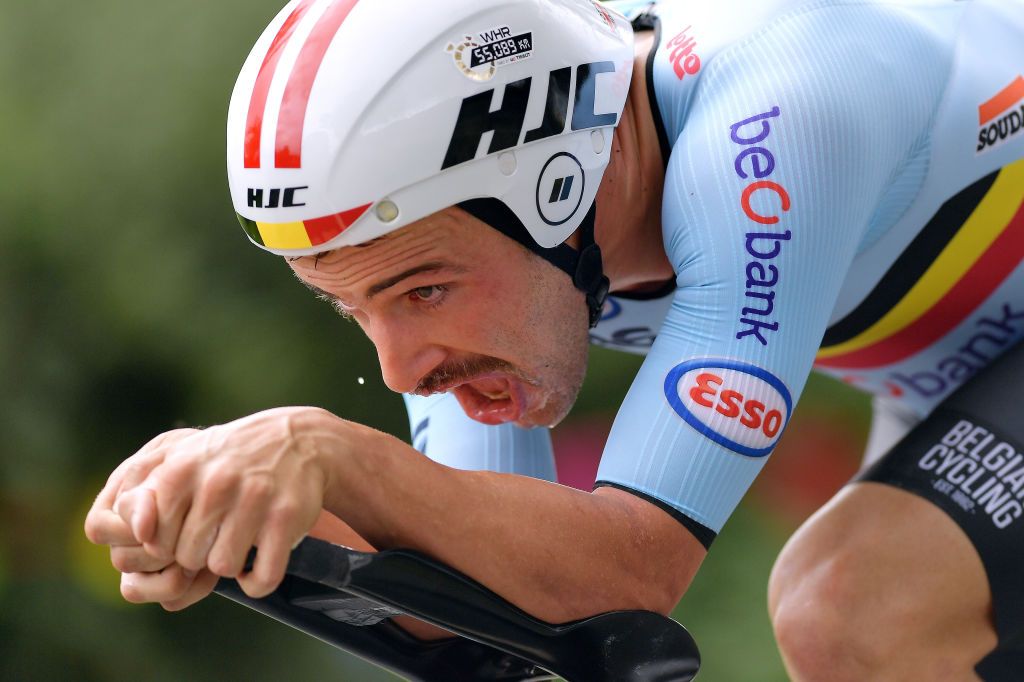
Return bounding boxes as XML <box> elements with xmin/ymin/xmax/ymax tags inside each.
<box><xmin>0</xmin><ymin>1</ymin><xmax>871</xmax><ymax>679</ymax></box>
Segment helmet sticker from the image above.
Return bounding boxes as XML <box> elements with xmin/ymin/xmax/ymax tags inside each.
<box><xmin>442</xmin><ymin>61</ymin><xmax>620</xmax><ymax>170</ymax></box>
<box><xmin>536</xmin><ymin>152</ymin><xmax>585</xmax><ymax>226</ymax></box>
<box><xmin>446</xmin><ymin>25</ymin><xmax>534</xmax><ymax>82</ymax></box>
<box><xmin>590</xmin><ymin>1</ymin><xmax>619</xmax><ymax>36</ymax></box>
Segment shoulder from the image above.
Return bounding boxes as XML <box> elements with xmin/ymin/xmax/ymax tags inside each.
<box><xmin>648</xmin><ymin>0</ymin><xmax>960</xmax><ymax>134</ymax></box>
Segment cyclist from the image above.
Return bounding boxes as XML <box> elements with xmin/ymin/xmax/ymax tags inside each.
<box><xmin>85</xmin><ymin>0</ymin><xmax>1024</xmax><ymax>678</ymax></box>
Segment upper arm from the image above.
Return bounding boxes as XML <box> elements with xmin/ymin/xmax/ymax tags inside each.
<box><xmin>597</xmin><ymin>2</ymin><xmax>950</xmax><ymax>543</ymax></box>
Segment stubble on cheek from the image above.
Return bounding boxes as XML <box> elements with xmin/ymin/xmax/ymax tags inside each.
<box><xmin>515</xmin><ymin>279</ymin><xmax>590</xmax><ymax>428</ymax></box>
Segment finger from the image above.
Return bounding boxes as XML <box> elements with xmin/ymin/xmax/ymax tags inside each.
<box><xmin>131</xmin><ymin>487</ymin><xmax>158</xmax><ymax>543</ymax></box>
<box><xmin>86</xmin><ymin>428</ymin><xmax>197</xmax><ymax>543</ymax></box>
<box><xmin>86</xmin><ymin>466</ymin><xmax>140</xmax><ymax>544</ymax></box>
<box><xmin>115</xmin><ymin>428</ymin><xmax>199</xmax><ymax>499</ymax></box>
<box><xmin>120</xmin><ymin>564</ymin><xmax>198</xmax><ymax>605</ymax></box>
<box><xmin>139</xmin><ymin>464</ymin><xmax>197</xmax><ymax>563</ymax></box>
<box><xmin>205</xmin><ymin>477</ymin><xmax>274</xmax><ymax>578</ymax></box>
<box><xmin>85</xmin><ymin>509</ymin><xmax>137</xmax><ymax>546</ymax></box>
<box><xmin>238</xmin><ymin>503</ymin><xmax>309</xmax><ymax>598</ymax></box>
<box><xmin>110</xmin><ymin>545</ymin><xmax>175</xmax><ymax>574</ymax></box>
<box><xmin>113</xmin><ymin>487</ymin><xmax>158</xmax><ymax>543</ymax></box>
<box><xmin>161</xmin><ymin>569</ymin><xmax>220</xmax><ymax>612</ymax></box>
<box><xmin>174</xmin><ymin>464</ymin><xmax>253</xmax><ymax>571</ymax></box>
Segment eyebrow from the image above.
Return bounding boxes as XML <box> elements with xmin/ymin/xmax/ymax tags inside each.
<box><xmin>296</xmin><ymin>261</ymin><xmax>466</xmax><ymax>305</ymax></box>
<box><xmin>298</xmin><ymin>279</ymin><xmax>342</xmax><ymax>304</ymax></box>
<box><xmin>366</xmin><ymin>262</ymin><xmax>463</xmax><ymax>299</ymax></box>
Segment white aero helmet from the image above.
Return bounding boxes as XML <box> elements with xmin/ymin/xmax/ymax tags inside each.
<box><xmin>227</xmin><ymin>0</ymin><xmax>635</xmax><ymax>321</ymax></box>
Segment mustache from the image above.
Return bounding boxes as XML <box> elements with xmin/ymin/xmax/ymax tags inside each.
<box><xmin>415</xmin><ymin>355</ymin><xmax>521</xmax><ymax>395</ymax></box>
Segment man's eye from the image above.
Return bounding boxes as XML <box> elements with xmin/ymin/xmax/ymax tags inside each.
<box><xmin>409</xmin><ymin>285</ymin><xmax>447</xmax><ymax>305</ymax></box>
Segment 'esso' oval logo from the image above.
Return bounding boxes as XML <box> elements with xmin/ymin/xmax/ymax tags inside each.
<box><xmin>664</xmin><ymin>359</ymin><xmax>792</xmax><ymax>457</ymax></box>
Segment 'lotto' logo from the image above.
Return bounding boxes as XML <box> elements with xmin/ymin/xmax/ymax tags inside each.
<box><xmin>666</xmin><ymin>26</ymin><xmax>700</xmax><ymax>81</ymax></box>
<box><xmin>664</xmin><ymin>359</ymin><xmax>792</xmax><ymax>457</ymax></box>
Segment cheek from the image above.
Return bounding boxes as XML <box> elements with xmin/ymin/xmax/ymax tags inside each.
<box><xmin>449</xmin><ymin>278</ymin><xmax>536</xmax><ymax>358</ymax></box>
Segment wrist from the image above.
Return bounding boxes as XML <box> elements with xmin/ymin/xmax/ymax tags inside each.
<box><xmin>292</xmin><ymin>408</ymin><xmax>384</xmax><ymax>514</ymax></box>
<box><xmin>288</xmin><ymin>407</ymin><xmax>346</xmax><ymax>504</ymax></box>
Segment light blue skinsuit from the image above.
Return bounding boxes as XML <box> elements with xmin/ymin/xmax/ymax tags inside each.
<box><xmin>405</xmin><ymin>0</ymin><xmax>1024</xmax><ymax>547</ymax></box>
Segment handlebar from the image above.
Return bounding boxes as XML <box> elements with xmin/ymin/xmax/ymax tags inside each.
<box><xmin>214</xmin><ymin>537</ymin><xmax>700</xmax><ymax>681</ymax></box>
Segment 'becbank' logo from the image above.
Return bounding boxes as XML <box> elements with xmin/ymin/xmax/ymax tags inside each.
<box><xmin>729</xmin><ymin>106</ymin><xmax>790</xmax><ymax>346</ymax></box>
<box><xmin>664</xmin><ymin>359</ymin><xmax>792</xmax><ymax>457</ymax></box>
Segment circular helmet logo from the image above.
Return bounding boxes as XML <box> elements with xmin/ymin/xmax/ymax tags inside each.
<box><xmin>535</xmin><ymin>152</ymin><xmax>585</xmax><ymax>226</ymax></box>
<box><xmin>446</xmin><ymin>37</ymin><xmax>496</xmax><ymax>82</ymax></box>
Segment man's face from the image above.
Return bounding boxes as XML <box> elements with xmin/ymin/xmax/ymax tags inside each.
<box><xmin>288</xmin><ymin>207</ymin><xmax>590</xmax><ymax>428</ymax></box>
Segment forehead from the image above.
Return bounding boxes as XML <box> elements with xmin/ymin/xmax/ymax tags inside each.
<box><xmin>286</xmin><ymin>207</ymin><xmax>498</xmax><ymax>295</ymax></box>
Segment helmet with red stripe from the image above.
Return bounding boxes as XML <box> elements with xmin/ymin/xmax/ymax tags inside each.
<box><xmin>227</xmin><ymin>0</ymin><xmax>634</xmax><ymax>259</ymax></box>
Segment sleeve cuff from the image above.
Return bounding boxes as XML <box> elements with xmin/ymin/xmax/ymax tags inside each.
<box><xmin>594</xmin><ymin>481</ymin><xmax>717</xmax><ymax>550</ymax></box>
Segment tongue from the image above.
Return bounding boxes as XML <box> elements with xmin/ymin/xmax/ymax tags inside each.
<box><xmin>453</xmin><ymin>378</ymin><xmax>521</xmax><ymax>425</ymax></box>
<box><xmin>471</xmin><ymin>376</ymin><xmax>509</xmax><ymax>397</ymax></box>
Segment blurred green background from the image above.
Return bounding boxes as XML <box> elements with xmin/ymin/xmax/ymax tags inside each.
<box><xmin>0</xmin><ymin>1</ymin><xmax>871</xmax><ymax>680</ymax></box>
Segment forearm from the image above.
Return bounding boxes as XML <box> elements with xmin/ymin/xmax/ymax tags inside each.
<box><xmin>317</xmin><ymin>415</ymin><xmax>707</xmax><ymax>624</ymax></box>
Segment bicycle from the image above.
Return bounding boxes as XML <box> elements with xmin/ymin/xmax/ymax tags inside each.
<box><xmin>215</xmin><ymin>537</ymin><xmax>701</xmax><ymax>681</ymax></box>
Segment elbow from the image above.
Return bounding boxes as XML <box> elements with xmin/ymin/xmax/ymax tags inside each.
<box><xmin>592</xmin><ymin>487</ymin><xmax>709</xmax><ymax>616</ymax></box>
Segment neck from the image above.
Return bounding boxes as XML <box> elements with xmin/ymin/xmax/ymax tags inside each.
<box><xmin>588</xmin><ymin>31</ymin><xmax>673</xmax><ymax>293</ymax></box>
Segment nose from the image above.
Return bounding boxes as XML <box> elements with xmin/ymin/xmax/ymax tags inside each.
<box><xmin>368</xmin><ymin>317</ymin><xmax>446</xmax><ymax>394</ymax></box>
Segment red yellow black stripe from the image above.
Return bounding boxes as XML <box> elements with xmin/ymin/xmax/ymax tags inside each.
<box><xmin>237</xmin><ymin>203</ymin><xmax>370</xmax><ymax>250</ymax></box>
<box><xmin>816</xmin><ymin>159</ymin><xmax>1024</xmax><ymax>369</ymax></box>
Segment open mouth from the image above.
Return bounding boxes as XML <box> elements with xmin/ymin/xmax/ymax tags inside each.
<box><xmin>450</xmin><ymin>373</ymin><xmax>527</xmax><ymax>425</ymax></box>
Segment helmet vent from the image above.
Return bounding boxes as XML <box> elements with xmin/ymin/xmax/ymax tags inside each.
<box><xmin>498</xmin><ymin>152</ymin><xmax>518</xmax><ymax>176</ymax></box>
<box><xmin>375</xmin><ymin>200</ymin><xmax>400</xmax><ymax>223</ymax></box>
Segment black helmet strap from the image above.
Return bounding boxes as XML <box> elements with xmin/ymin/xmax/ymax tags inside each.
<box><xmin>457</xmin><ymin>198</ymin><xmax>609</xmax><ymax>328</ymax></box>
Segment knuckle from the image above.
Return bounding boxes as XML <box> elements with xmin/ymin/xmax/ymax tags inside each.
<box><xmin>257</xmin><ymin>566</ymin><xmax>285</xmax><ymax>596</ymax></box>
<box><xmin>145</xmin><ymin>542</ymin><xmax>175</xmax><ymax>564</ymax></box>
<box><xmin>244</xmin><ymin>573</ymin><xmax>279</xmax><ymax>599</ymax></box>
<box><xmin>166</xmin><ymin>427</ymin><xmax>199</xmax><ymax>441</ymax></box>
<box><xmin>203</xmin><ymin>468</ymin><xmax>238</xmax><ymax>499</ymax></box>
<box><xmin>158</xmin><ymin>462</ymin><xmax>190</xmax><ymax>489</ymax></box>
<box><xmin>162</xmin><ymin>593</ymin><xmax>199</xmax><ymax>612</ymax></box>
<box><xmin>243</xmin><ymin>475</ymin><xmax>275</xmax><ymax>503</ymax></box>
<box><xmin>165</xmin><ymin>570</ymin><xmax>189</xmax><ymax>594</ymax></box>
<box><xmin>123</xmin><ymin>459</ymin><xmax>150</xmax><ymax>482</ymax></box>
<box><xmin>269</xmin><ymin>500</ymin><xmax>300</xmax><ymax>525</ymax></box>
<box><xmin>110</xmin><ymin>549</ymin><xmax>133</xmax><ymax>573</ymax></box>
<box><xmin>208</xmin><ymin>553</ymin><xmax>239</xmax><ymax>578</ymax></box>
<box><xmin>143</xmin><ymin>428</ymin><xmax>191</xmax><ymax>452</ymax></box>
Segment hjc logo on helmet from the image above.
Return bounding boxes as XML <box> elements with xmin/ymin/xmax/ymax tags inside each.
<box><xmin>442</xmin><ymin>61</ymin><xmax>620</xmax><ymax>170</ymax></box>
<box><xmin>246</xmin><ymin>186</ymin><xmax>308</xmax><ymax>209</ymax></box>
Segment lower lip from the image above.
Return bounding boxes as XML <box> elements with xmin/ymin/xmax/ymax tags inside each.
<box><xmin>452</xmin><ymin>378</ymin><xmax>528</xmax><ymax>425</ymax></box>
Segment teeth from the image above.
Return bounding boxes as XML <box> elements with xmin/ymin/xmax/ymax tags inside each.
<box><xmin>482</xmin><ymin>390</ymin><xmax>509</xmax><ymax>400</ymax></box>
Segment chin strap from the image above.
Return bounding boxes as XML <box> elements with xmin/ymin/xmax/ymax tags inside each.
<box><xmin>458</xmin><ymin>199</ymin><xmax>610</xmax><ymax>328</ymax></box>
